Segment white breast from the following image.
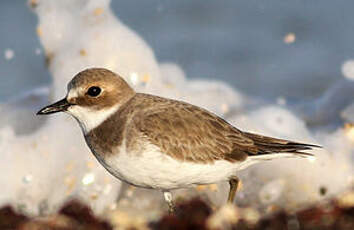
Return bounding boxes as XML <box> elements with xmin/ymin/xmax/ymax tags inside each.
<box><xmin>96</xmin><ymin>140</ymin><xmax>256</xmax><ymax>190</ymax></box>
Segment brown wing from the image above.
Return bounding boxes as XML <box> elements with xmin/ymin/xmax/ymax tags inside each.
<box><xmin>130</xmin><ymin>94</ymin><xmax>319</xmax><ymax>164</ymax></box>
<box><xmin>131</xmin><ymin>95</ymin><xmax>257</xmax><ymax>163</ymax></box>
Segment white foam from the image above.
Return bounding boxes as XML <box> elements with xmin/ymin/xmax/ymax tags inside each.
<box><xmin>4</xmin><ymin>48</ymin><xmax>14</xmax><ymax>60</ymax></box>
<box><xmin>342</xmin><ymin>60</ymin><xmax>354</xmax><ymax>80</ymax></box>
<box><xmin>0</xmin><ymin>0</ymin><xmax>352</xmax><ymax>216</ymax></box>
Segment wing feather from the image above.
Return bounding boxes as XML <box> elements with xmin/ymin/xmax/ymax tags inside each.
<box><xmin>132</xmin><ymin>96</ymin><xmax>251</xmax><ymax>163</ymax></box>
<box><xmin>129</xmin><ymin>94</ymin><xmax>319</xmax><ymax>164</ymax></box>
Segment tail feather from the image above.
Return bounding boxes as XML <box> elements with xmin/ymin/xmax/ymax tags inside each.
<box><xmin>243</xmin><ymin>132</ymin><xmax>321</xmax><ymax>157</ymax></box>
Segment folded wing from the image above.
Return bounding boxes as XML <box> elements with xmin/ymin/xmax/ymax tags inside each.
<box><xmin>132</xmin><ymin>95</ymin><xmax>319</xmax><ymax>164</ymax></box>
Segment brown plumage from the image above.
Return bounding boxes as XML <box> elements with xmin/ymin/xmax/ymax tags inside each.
<box><xmin>37</xmin><ymin>67</ymin><xmax>321</xmax><ymax>212</ymax></box>
<box><xmin>67</xmin><ymin>68</ymin><xmax>135</xmax><ymax>110</ymax></box>
<box><xmin>87</xmin><ymin>92</ymin><xmax>319</xmax><ymax>164</ymax></box>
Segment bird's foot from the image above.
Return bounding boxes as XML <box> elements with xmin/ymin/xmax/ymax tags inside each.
<box><xmin>167</xmin><ymin>201</ymin><xmax>175</xmax><ymax>214</ymax></box>
<box><xmin>163</xmin><ymin>191</ymin><xmax>176</xmax><ymax>214</ymax></box>
<box><xmin>227</xmin><ymin>176</ymin><xmax>239</xmax><ymax>203</ymax></box>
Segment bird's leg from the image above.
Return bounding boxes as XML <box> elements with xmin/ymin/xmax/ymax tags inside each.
<box><xmin>227</xmin><ymin>176</ymin><xmax>239</xmax><ymax>203</ymax></box>
<box><xmin>163</xmin><ymin>191</ymin><xmax>175</xmax><ymax>214</ymax></box>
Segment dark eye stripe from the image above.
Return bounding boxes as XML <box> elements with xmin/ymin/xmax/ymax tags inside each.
<box><xmin>87</xmin><ymin>86</ymin><xmax>101</xmax><ymax>97</ymax></box>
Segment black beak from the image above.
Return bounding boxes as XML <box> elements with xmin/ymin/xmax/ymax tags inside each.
<box><xmin>37</xmin><ymin>98</ymin><xmax>71</xmax><ymax>115</ymax></box>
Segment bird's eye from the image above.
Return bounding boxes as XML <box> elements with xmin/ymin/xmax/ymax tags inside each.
<box><xmin>87</xmin><ymin>86</ymin><xmax>101</xmax><ymax>97</ymax></box>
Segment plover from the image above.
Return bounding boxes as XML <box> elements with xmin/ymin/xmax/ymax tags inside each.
<box><xmin>37</xmin><ymin>68</ymin><xmax>319</xmax><ymax>212</ymax></box>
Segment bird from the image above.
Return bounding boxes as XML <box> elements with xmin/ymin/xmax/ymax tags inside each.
<box><xmin>37</xmin><ymin>68</ymin><xmax>319</xmax><ymax>213</ymax></box>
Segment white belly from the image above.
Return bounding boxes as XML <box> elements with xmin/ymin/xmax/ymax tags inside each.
<box><xmin>95</xmin><ymin>141</ymin><xmax>253</xmax><ymax>190</ymax></box>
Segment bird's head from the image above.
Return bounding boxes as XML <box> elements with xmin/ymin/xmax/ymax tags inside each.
<box><xmin>37</xmin><ymin>68</ymin><xmax>135</xmax><ymax>132</ymax></box>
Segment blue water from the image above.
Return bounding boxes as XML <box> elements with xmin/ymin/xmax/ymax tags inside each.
<box><xmin>1</xmin><ymin>0</ymin><xmax>354</xmax><ymax>101</ymax></box>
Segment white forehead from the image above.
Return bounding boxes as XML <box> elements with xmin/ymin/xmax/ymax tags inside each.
<box><xmin>67</xmin><ymin>87</ymin><xmax>80</xmax><ymax>101</ymax></box>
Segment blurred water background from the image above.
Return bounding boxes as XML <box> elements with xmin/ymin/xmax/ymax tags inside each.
<box><xmin>0</xmin><ymin>0</ymin><xmax>353</xmax><ymax>219</ymax></box>
<box><xmin>1</xmin><ymin>0</ymin><xmax>354</xmax><ymax>101</ymax></box>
